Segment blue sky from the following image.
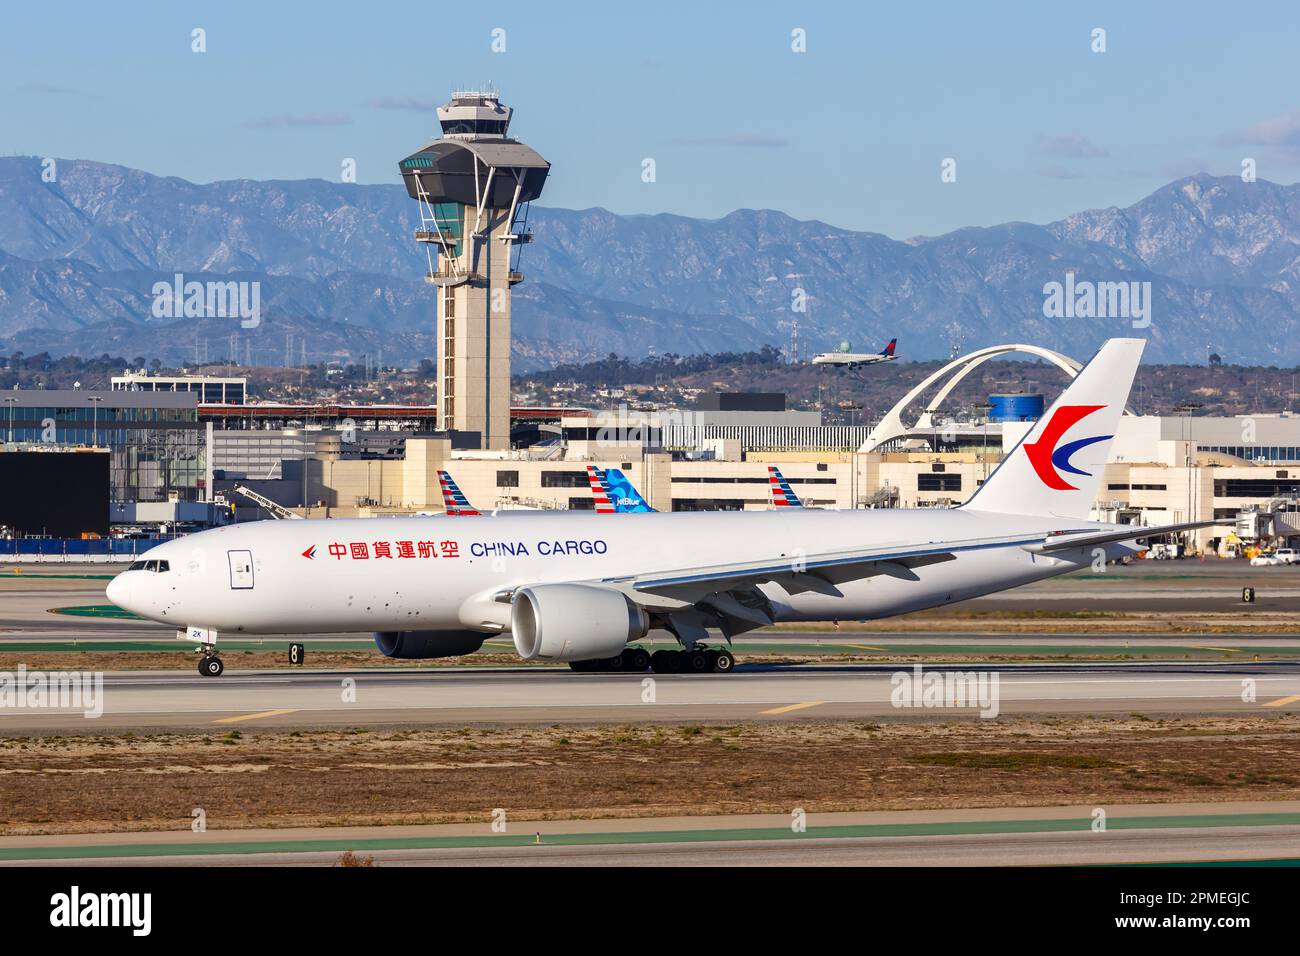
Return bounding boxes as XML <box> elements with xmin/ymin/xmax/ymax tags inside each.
<box><xmin>3</xmin><ymin>0</ymin><xmax>1298</xmax><ymax>238</ymax></box>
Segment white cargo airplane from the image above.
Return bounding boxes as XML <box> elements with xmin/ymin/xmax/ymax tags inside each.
<box><xmin>108</xmin><ymin>338</ymin><xmax>1203</xmax><ymax>677</ymax></box>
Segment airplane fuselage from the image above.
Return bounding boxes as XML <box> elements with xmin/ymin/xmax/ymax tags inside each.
<box><xmin>108</xmin><ymin>508</ymin><xmax>1131</xmax><ymax>637</ymax></box>
<box><xmin>811</xmin><ymin>353</ymin><xmax>896</xmax><ymax>368</ymax></box>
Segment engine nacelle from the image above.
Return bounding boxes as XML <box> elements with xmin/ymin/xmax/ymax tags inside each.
<box><xmin>511</xmin><ymin>584</ymin><xmax>649</xmax><ymax>662</ymax></box>
<box><xmin>374</xmin><ymin>630</ymin><xmax>486</xmax><ymax>659</ymax></box>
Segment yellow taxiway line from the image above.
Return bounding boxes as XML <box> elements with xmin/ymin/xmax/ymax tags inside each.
<box><xmin>1263</xmin><ymin>695</ymin><xmax>1300</xmax><ymax>709</ymax></box>
<box><xmin>214</xmin><ymin>709</ymin><xmax>299</xmax><ymax>724</ymax></box>
<box><xmin>760</xmin><ymin>701</ymin><xmax>825</xmax><ymax>715</ymax></box>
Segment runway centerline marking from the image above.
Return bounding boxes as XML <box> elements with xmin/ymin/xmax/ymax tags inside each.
<box><xmin>213</xmin><ymin>709</ymin><xmax>299</xmax><ymax>724</ymax></box>
<box><xmin>1264</xmin><ymin>695</ymin><xmax>1300</xmax><ymax>708</ymax></box>
<box><xmin>760</xmin><ymin>701</ymin><xmax>825</xmax><ymax>715</ymax></box>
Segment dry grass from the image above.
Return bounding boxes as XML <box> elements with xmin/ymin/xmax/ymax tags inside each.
<box><xmin>2</xmin><ymin>715</ymin><xmax>1298</xmax><ymax>836</ymax></box>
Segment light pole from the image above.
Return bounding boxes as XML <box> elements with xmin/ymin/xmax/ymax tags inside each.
<box><xmin>976</xmin><ymin>402</ymin><xmax>994</xmax><ymax>484</ymax></box>
<box><xmin>1177</xmin><ymin>402</ymin><xmax>1202</xmax><ymax>553</ymax></box>
<box><xmin>3</xmin><ymin>397</ymin><xmax>16</xmax><ymax>444</ymax></box>
<box><xmin>88</xmin><ymin>396</ymin><xmax>103</xmax><ymax>448</ymax></box>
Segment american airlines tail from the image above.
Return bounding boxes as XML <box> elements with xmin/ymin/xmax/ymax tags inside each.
<box><xmin>437</xmin><ymin>470</ymin><xmax>482</xmax><ymax>516</ymax></box>
<box><xmin>962</xmin><ymin>337</ymin><xmax>1144</xmax><ymax>521</ymax></box>
<box><xmin>767</xmin><ymin>466</ymin><xmax>803</xmax><ymax>507</ymax></box>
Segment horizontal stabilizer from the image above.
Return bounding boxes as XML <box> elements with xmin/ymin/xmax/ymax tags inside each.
<box><xmin>1024</xmin><ymin>520</ymin><xmax>1217</xmax><ymax>554</ymax></box>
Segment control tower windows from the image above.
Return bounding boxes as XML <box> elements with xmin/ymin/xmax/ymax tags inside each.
<box><xmin>439</xmin><ymin>119</ymin><xmax>508</xmax><ymax>136</ymax></box>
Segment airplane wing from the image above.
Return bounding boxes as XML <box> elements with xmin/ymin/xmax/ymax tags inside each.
<box><xmin>600</xmin><ymin>532</ymin><xmax>1044</xmax><ymax>607</ymax></box>
<box><xmin>590</xmin><ymin>520</ymin><xmax>1212</xmax><ymax>636</ymax></box>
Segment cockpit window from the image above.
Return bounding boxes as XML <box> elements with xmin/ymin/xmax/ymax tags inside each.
<box><xmin>128</xmin><ymin>560</ymin><xmax>169</xmax><ymax>572</ymax></box>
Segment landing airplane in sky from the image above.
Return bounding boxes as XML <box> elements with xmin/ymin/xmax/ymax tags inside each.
<box><xmin>586</xmin><ymin>465</ymin><xmax>655</xmax><ymax>513</ymax></box>
<box><xmin>108</xmin><ymin>338</ymin><xmax>1206</xmax><ymax>677</ymax></box>
<box><xmin>812</xmin><ymin>337</ymin><xmax>897</xmax><ymax>368</ymax></box>
<box><xmin>767</xmin><ymin>466</ymin><xmax>803</xmax><ymax>508</ymax></box>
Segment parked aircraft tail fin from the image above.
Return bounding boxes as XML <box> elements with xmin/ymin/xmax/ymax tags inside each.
<box><xmin>767</xmin><ymin>466</ymin><xmax>803</xmax><ymax>507</ymax></box>
<box><xmin>437</xmin><ymin>470</ymin><xmax>481</xmax><ymax>516</ymax></box>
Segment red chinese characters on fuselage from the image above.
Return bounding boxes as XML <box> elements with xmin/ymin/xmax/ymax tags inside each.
<box><xmin>323</xmin><ymin>540</ymin><xmax>460</xmax><ymax>560</ymax></box>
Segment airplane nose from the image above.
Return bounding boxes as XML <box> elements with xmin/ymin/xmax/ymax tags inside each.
<box><xmin>106</xmin><ymin>573</ymin><xmax>133</xmax><ymax>611</ymax></box>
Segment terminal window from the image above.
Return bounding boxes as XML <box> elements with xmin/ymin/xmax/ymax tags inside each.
<box><xmin>541</xmin><ymin>470</ymin><xmax>590</xmax><ymax>488</ymax></box>
<box><xmin>918</xmin><ymin>474</ymin><xmax>962</xmax><ymax>492</ymax></box>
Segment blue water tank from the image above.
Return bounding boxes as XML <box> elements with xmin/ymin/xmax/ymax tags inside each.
<box><xmin>988</xmin><ymin>393</ymin><xmax>1044</xmax><ymax>423</ymax></box>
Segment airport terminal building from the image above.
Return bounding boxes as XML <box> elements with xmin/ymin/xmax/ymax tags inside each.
<box><xmin>12</xmin><ymin>357</ymin><xmax>1300</xmax><ymax>557</ymax></box>
<box><xmin>1</xmin><ymin>390</ymin><xmax>204</xmax><ymax>503</ymax></box>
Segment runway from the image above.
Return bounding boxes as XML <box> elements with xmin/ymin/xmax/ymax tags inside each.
<box><xmin>4</xmin><ymin>562</ymin><xmax>1300</xmax><ymax>732</ymax></box>
<box><xmin>2</xmin><ymin>660</ymin><xmax>1298</xmax><ymax>732</ymax></box>
<box><xmin>5</xmin><ymin>565</ymin><xmax>1300</xmax><ymax>868</ymax></box>
<box><xmin>5</xmin><ymin>803</ymin><xmax>1298</xmax><ymax>866</ymax></box>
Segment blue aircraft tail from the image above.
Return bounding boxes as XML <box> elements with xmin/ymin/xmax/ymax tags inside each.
<box><xmin>600</xmin><ymin>468</ymin><xmax>655</xmax><ymax>513</ymax></box>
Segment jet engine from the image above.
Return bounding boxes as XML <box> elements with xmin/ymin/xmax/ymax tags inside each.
<box><xmin>511</xmin><ymin>584</ymin><xmax>649</xmax><ymax>662</ymax></box>
<box><xmin>374</xmin><ymin>630</ymin><xmax>486</xmax><ymax>659</ymax></box>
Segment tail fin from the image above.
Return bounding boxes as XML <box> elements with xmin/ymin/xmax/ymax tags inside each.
<box><xmin>585</xmin><ymin>465</ymin><xmax>617</xmax><ymax>514</ymax></box>
<box><xmin>880</xmin><ymin>338</ymin><xmax>897</xmax><ymax>357</ymax></box>
<box><xmin>767</xmin><ymin>466</ymin><xmax>803</xmax><ymax>507</ymax></box>
<box><xmin>437</xmin><ymin>470</ymin><xmax>481</xmax><ymax>516</ymax></box>
<box><xmin>962</xmin><ymin>338</ymin><xmax>1143</xmax><ymax>520</ymax></box>
<box><xmin>602</xmin><ymin>468</ymin><xmax>655</xmax><ymax>513</ymax></box>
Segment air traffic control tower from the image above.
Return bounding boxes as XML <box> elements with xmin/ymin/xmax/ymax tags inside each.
<box><xmin>398</xmin><ymin>90</ymin><xmax>550</xmax><ymax>450</ymax></box>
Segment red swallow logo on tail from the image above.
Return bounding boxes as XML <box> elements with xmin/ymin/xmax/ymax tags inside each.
<box><xmin>1023</xmin><ymin>405</ymin><xmax>1111</xmax><ymax>491</ymax></box>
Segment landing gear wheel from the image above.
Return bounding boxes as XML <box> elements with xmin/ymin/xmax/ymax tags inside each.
<box><xmin>199</xmin><ymin>655</ymin><xmax>224</xmax><ymax>678</ymax></box>
<box><xmin>651</xmin><ymin>650</ymin><xmax>684</xmax><ymax>673</ymax></box>
<box><xmin>713</xmin><ymin>649</ymin><xmax>735</xmax><ymax>673</ymax></box>
<box><xmin>627</xmin><ymin>648</ymin><xmax>651</xmax><ymax>672</ymax></box>
<box><xmin>687</xmin><ymin>650</ymin><xmax>710</xmax><ymax>673</ymax></box>
<box><xmin>605</xmin><ymin>651</ymin><xmax>628</xmax><ymax>671</ymax></box>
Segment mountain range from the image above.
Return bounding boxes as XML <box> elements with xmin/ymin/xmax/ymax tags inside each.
<box><xmin>0</xmin><ymin>156</ymin><xmax>1297</xmax><ymax>369</ymax></box>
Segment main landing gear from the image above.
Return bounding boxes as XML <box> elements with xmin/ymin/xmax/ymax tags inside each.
<box><xmin>569</xmin><ymin>645</ymin><xmax>734</xmax><ymax>674</ymax></box>
<box><xmin>198</xmin><ymin>652</ymin><xmax>224</xmax><ymax>677</ymax></box>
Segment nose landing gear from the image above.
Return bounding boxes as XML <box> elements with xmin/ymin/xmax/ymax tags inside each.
<box><xmin>198</xmin><ymin>653</ymin><xmax>224</xmax><ymax>677</ymax></box>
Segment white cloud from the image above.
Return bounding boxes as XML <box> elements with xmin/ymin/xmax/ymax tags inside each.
<box><xmin>1037</xmin><ymin>133</ymin><xmax>1110</xmax><ymax>159</ymax></box>
<box><xmin>1038</xmin><ymin>164</ymin><xmax>1085</xmax><ymax>180</ymax></box>
<box><xmin>1218</xmin><ymin>109</ymin><xmax>1300</xmax><ymax>154</ymax></box>
<box><xmin>367</xmin><ymin>96</ymin><xmax>440</xmax><ymax>112</ymax></box>
<box><xmin>17</xmin><ymin>81</ymin><xmax>74</xmax><ymax>95</ymax></box>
